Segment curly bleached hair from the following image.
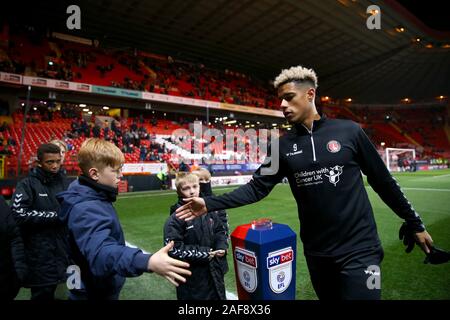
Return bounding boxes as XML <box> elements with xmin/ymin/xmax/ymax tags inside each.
<box><xmin>273</xmin><ymin>65</ymin><xmax>318</xmax><ymax>89</ymax></box>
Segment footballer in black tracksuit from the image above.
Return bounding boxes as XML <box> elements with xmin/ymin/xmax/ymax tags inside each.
<box><xmin>202</xmin><ymin>115</ymin><xmax>426</xmax><ymax>300</ymax></box>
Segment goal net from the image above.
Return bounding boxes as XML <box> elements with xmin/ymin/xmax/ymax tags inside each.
<box><xmin>385</xmin><ymin>148</ymin><xmax>416</xmax><ymax>172</ymax></box>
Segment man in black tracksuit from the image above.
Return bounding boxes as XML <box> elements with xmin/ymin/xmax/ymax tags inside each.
<box><xmin>175</xmin><ymin>66</ymin><xmax>434</xmax><ymax>300</ymax></box>
<box><xmin>11</xmin><ymin>143</ymin><xmax>70</xmax><ymax>300</ymax></box>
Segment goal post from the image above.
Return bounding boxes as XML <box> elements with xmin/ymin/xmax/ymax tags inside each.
<box><xmin>385</xmin><ymin>148</ymin><xmax>416</xmax><ymax>172</ymax></box>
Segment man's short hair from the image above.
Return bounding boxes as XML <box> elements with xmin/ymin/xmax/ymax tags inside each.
<box><xmin>273</xmin><ymin>65</ymin><xmax>318</xmax><ymax>89</ymax></box>
<box><xmin>50</xmin><ymin>139</ymin><xmax>68</xmax><ymax>152</ymax></box>
<box><xmin>175</xmin><ymin>172</ymin><xmax>199</xmax><ymax>193</ymax></box>
<box><xmin>78</xmin><ymin>138</ymin><xmax>125</xmax><ymax>175</ymax></box>
<box><xmin>37</xmin><ymin>143</ymin><xmax>61</xmax><ymax>161</ymax></box>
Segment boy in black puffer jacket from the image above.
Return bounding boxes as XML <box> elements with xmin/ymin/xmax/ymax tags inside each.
<box><xmin>164</xmin><ymin>173</ymin><xmax>228</xmax><ymax>300</ymax></box>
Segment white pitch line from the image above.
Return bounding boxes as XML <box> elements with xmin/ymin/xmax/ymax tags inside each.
<box><xmin>401</xmin><ymin>187</ymin><xmax>450</xmax><ymax>192</ymax></box>
<box><xmin>365</xmin><ymin>186</ymin><xmax>450</xmax><ymax>192</ymax></box>
<box><xmin>432</xmin><ymin>173</ymin><xmax>450</xmax><ymax>179</ymax></box>
<box><xmin>125</xmin><ymin>241</ymin><xmax>238</xmax><ymax>300</ymax></box>
<box><xmin>408</xmin><ymin>173</ymin><xmax>450</xmax><ymax>182</ymax></box>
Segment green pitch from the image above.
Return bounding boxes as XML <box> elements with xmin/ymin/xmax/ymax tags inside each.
<box><xmin>15</xmin><ymin>169</ymin><xmax>450</xmax><ymax>300</ymax></box>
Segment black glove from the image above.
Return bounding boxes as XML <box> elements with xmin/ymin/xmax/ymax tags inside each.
<box><xmin>424</xmin><ymin>246</ymin><xmax>450</xmax><ymax>264</ymax></box>
<box><xmin>399</xmin><ymin>222</ymin><xmax>417</xmax><ymax>253</ymax></box>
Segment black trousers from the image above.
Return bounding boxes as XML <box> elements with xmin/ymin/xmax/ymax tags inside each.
<box><xmin>30</xmin><ymin>284</ymin><xmax>58</xmax><ymax>300</ymax></box>
<box><xmin>305</xmin><ymin>246</ymin><xmax>384</xmax><ymax>300</ymax></box>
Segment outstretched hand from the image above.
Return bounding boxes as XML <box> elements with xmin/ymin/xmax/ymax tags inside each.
<box><xmin>148</xmin><ymin>241</ymin><xmax>192</xmax><ymax>286</ymax></box>
<box><xmin>175</xmin><ymin>197</ymin><xmax>207</xmax><ymax>221</ymax></box>
<box><xmin>415</xmin><ymin>230</ymin><xmax>433</xmax><ymax>254</ymax></box>
<box><xmin>399</xmin><ymin>222</ymin><xmax>433</xmax><ymax>254</ymax></box>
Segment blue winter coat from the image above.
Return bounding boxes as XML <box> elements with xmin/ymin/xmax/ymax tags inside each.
<box><xmin>57</xmin><ymin>177</ymin><xmax>151</xmax><ymax>300</ymax></box>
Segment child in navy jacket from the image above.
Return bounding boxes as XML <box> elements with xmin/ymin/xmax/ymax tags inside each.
<box><xmin>58</xmin><ymin>138</ymin><xmax>191</xmax><ymax>300</ymax></box>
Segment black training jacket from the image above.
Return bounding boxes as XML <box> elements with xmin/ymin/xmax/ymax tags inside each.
<box><xmin>0</xmin><ymin>195</ymin><xmax>27</xmax><ymax>299</ymax></box>
<box><xmin>11</xmin><ymin>167</ymin><xmax>71</xmax><ymax>286</ymax></box>
<box><xmin>204</xmin><ymin>116</ymin><xmax>425</xmax><ymax>257</ymax></box>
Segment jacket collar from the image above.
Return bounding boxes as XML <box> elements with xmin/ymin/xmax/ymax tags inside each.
<box><xmin>78</xmin><ymin>175</ymin><xmax>118</xmax><ymax>202</ymax></box>
<box><xmin>294</xmin><ymin>113</ymin><xmax>327</xmax><ymax>135</ymax></box>
<box><xmin>30</xmin><ymin>167</ymin><xmax>63</xmax><ymax>184</ymax></box>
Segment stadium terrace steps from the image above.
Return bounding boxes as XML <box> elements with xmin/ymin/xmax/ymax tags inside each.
<box><xmin>388</xmin><ymin>122</ymin><xmax>422</xmax><ymax>148</ymax></box>
<box><xmin>73</xmin><ymin>53</ymin><xmax>145</xmax><ymax>87</ymax></box>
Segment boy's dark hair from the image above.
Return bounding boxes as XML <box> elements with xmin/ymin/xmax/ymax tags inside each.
<box><xmin>37</xmin><ymin>143</ymin><xmax>61</xmax><ymax>161</ymax></box>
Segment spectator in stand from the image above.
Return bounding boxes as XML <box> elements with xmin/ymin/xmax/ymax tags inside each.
<box><xmin>92</xmin><ymin>124</ymin><xmax>101</xmax><ymax>138</ymax></box>
<box><xmin>0</xmin><ymin>144</ymin><xmax>12</xmax><ymax>155</ymax></box>
<box><xmin>0</xmin><ymin>121</ymin><xmax>9</xmax><ymax>132</ymax></box>
<box><xmin>80</xmin><ymin>119</ymin><xmax>89</xmax><ymax>137</ymax></box>
<box><xmin>139</xmin><ymin>146</ymin><xmax>147</xmax><ymax>161</ymax></box>
<box><xmin>131</xmin><ymin>121</ymin><xmax>138</xmax><ymax>132</ymax></box>
<box><xmin>179</xmin><ymin>161</ymin><xmax>190</xmax><ymax>172</ymax></box>
<box><xmin>111</xmin><ymin>119</ymin><xmax>119</xmax><ymax>136</ymax></box>
<box><xmin>7</xmin><ymin>136</ymin><xmax>16</xmax><ymax>147</ymax></box>
<box><xmin>148</xmin><ymin>152</ymin><xmax>157</xmax><ymax>162</ymax></box>
<box><xmin>104</xmin><ymin>125</ymin><xmax>110</xmax><ymax>141</ymax></box>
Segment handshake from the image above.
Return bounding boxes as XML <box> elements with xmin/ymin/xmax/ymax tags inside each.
<box><xmin>209</xmin><ymin>249</ymin><xmax>226</xmax><ymax>260</ymax></box>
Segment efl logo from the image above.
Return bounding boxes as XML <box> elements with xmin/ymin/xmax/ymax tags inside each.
<box><xmin>235</xmin><ymin>249</ymin><xmax>257</xmax><ymax>268</ymax></box>
<box><xmin>267</xmin><ymin>249</ymin><xmax>293</xmax><ymax>269</ymax></box>
<box><xmin>234</xmin><ymin>247</ymin><xmax>258</xmax><ymax>293</ymax></box>
<box><xmin>267</xmin><ymin>247</ymin><xmax>294</xmax><ymax>294</ymax></box>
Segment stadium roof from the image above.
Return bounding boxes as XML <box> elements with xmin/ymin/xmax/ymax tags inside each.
<box><xmin>7</xmin><ymin>0</ymin><xmax>450</xmax><ymax>104</ymax></box>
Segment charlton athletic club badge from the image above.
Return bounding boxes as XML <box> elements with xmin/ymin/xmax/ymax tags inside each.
<box><xmin>327</xmin><ymin>140</ymin><xmax>341</xmax><ymax>153</ymax></box>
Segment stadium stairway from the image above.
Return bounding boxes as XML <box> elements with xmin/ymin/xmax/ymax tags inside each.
<box><xmin>388</xmin><ymin>122</ymin><xmax>422</xmax><ymax>149</ymax></box>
